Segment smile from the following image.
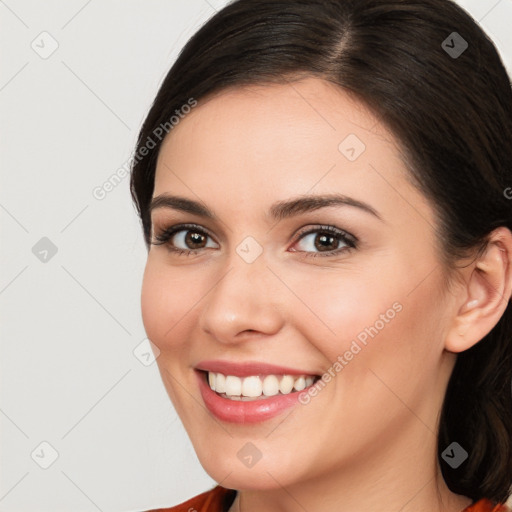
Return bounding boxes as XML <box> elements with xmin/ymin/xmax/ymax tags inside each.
<box><xmin>195</xmin><ymin>361</ymin><xmax>323</xmax><ymax>423</ymax></box>
<box><xmin>207</xmin><ymin>371</ymin><xmax>318</xmax><ymax>400</ymax></box>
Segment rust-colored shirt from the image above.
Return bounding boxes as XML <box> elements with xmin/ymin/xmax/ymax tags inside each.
<box><xmin>145</xmin><ymin>485</ymin><xmax>511</xmax><ymax>512</ymax></box>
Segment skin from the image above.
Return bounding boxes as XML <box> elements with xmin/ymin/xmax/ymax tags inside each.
<box><xmin>140</xmin><ymin>77</ymin><xmax>512</xmax><ymax>512</ymax></box>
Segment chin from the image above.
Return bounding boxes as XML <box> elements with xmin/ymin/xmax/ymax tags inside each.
<box><xmin>196</xmin><ymin>446</ymin><xmax>306</xmax><ymax>491</ymax></box>
<box><xmin>206</xmin><ymin>466</ymin><xmax>292</xmax><ymax>491</ymax></box>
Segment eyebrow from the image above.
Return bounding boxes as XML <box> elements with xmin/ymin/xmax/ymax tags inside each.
<box><xmin>149</xmin><ymin>193</ymin><xmax>382</xmax><ymax>222</ymax></box>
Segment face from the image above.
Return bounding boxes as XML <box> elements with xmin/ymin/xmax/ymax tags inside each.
<box><xmin>141</xmin><ymin>77</ymin><xmax>458</xmax><ymax>490</ymax></box>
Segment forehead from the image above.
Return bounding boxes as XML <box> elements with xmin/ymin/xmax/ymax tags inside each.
<box><xmin>153</xmin><ymin>77</ymin><xmax>434</xmax><ymax>230</ymax></box>
<box><xmin>157</xmin><ymin>78</ymin><xmax>391</xmax><ymax>170</ymax></box>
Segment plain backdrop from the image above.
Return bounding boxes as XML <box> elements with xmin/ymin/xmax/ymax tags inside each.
<box><xmin>1</xmin><ymin>1</ymin><xmax>511</xmax><ymax>511</ymax></box>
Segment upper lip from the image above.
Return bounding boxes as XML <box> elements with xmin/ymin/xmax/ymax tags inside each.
<box><xmin>195</xmin><ymin>360</ymin><xmax>319</xmax><ymax>377</ymax></box>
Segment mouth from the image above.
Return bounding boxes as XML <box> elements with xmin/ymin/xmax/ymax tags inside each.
<box><xmin>200</xmin><ymin>370</ymin><xmax>321</xmax><ymax>401</ymax></box>
<box><xmin>194</xmin><ymin>360</ymin><xmax>323</xmax><ymax>423</ymax></box>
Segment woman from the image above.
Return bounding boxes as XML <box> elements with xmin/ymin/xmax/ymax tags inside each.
<box><xmin>130</xmin><ymin>0</ymin><xmax>512</xmax><ymax>510</ymax></box>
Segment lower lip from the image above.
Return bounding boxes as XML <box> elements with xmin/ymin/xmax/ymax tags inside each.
<box><xmin>196</xmin><ymin>370</ymin><xmax>313</xmax><ymax>424</ymax></box>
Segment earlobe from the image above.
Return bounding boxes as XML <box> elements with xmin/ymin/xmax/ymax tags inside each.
<box><xmin>445</xmin><ymin>227</ymin><xmax>512</xmax><ymax>353</ymax></box>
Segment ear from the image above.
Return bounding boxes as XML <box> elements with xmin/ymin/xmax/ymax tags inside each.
<box><xmin>445</xmin><ymin>226</ymin><xmax>512</xmax><ymax>353</ymax></box>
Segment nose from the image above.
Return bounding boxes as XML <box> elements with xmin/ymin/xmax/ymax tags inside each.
<box><xmin>198</xmin><ymin>252</ymin><xmax>285</xmax><ymax>345</ymax></box>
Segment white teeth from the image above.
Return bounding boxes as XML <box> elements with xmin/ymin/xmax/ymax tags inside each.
<box><xmin>242</xmin><ymin>376</ymin><xmax>263</xmax><ymax>397</ymax></box>
<box><xmin>206</xmin><ymin>372</ymin><xmax>317</xmax><ymax>399</ymax></box>
<box><xmin>262</xmin><ymin>375</ymin><xmax>279</xmax><ymax>396</ymax></box>
<box><xmin>208</xmin><ymin>372</ymin><xmax>216</xmax><ymax>391</ymax></box>
<box><xmin>293</xmin><ymin>376</ymin><xmax>306</xmax><ymax>391</ymax></box>
<box><xmin>215</xmin><ymin>373</ymin><xmax>226</xmax><ymax>394</ymax></box>
<box><xmin>225</xmin><ymin>375</ymin><xmax>242</xmax><ymax>396</ymax></box>
<box><xmin>279</xmin><ymin>375</ymin><xmax>295</xmax><ymax>394</ymax></box>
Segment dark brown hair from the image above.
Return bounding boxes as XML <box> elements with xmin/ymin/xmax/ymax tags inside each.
<box><xmin>130</xmin><ymin>0</ymin><xmax>512</xmax><ymax>503</ymax></box>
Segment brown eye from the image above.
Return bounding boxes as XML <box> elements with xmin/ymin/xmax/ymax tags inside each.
<box><xmin>151</xmin><ymin>224</ymin><xmax>219</xmax><ymax>254</ymax></box>
<box><xmin>181</xmin><ymin>230</ymin><xmax>208</xmax><ymax>249</ymax></box>
<box><xmin>291</xmin><ymin>225</ymin><xmax>357</xmax><ymax>258</ymax></box>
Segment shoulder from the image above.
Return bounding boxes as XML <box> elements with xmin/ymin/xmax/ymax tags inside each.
<box><xmin>463</xmin><ymin>498</ymin><xmax>512</xmax><ymax>512</ymax></box>
<box><xmin>143</xmin><ymin>485</ymin><xmax>237</xmax><ymax>512</ymax></box>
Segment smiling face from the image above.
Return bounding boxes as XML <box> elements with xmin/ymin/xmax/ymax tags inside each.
<box><xmin>141</xmin><ymin>77</ymin><xmax>461</xmax><ymax>493</ymax></box>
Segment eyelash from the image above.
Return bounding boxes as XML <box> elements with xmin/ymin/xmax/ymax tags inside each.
<box><xmin>151</xmin><ymin>223</ymin><xmax>358</xmax><ymax>258</ymax></box>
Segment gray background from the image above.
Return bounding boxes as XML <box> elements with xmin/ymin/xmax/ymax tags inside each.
<box><xmin>1</xmin><ymin>1</ymin><xmax>511</xmax><ymax>510</ymax></box>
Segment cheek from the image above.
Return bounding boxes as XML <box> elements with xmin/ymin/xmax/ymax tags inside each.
<box><xmin>283</xmin><ymin>269</ymin><xmax>397</xmax><ymax>362</ymax></box>
<box><xmin>339</xmin><ymin>271</ymin><xmax>448</xmax><ymax>396</ymax></box>
<box><xmin>293</xmin><ymin>263</ymin><xmax>444</xmax><ymax>377</ymax></box>
<box><xmin>140</xmin><ymin>257</ymin><xmax>202</xmax><ymax>353</ymax></box>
